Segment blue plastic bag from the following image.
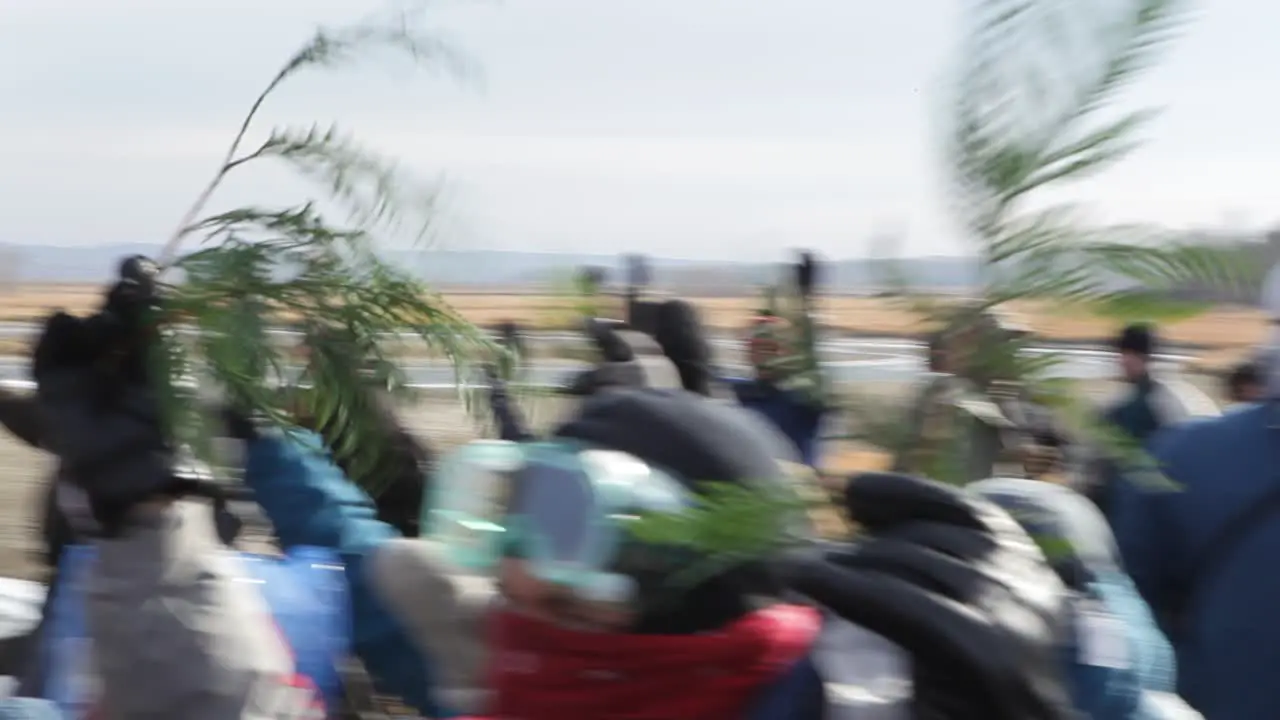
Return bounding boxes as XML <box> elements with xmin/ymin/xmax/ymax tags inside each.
<box><xmin>41</xmin><ymin>545</ymin><xmax>350</xmax><ymax>718</ymax></box>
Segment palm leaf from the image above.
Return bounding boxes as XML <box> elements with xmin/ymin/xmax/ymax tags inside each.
<box><xmin>842</xmin><ymin>0</ymin><xmax>1233</xmax><ymax>487</ymax></box>
<box><xmin>144</xmin><ymin>7</ymin><xmax>497</xmax><ymax>492</ymax></box>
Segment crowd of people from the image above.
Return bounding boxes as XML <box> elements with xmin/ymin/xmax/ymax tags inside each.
<box><xmin>0</xmin><ymin>252</ymin><xmax>1270</xmax><ymax>719</ymax></box>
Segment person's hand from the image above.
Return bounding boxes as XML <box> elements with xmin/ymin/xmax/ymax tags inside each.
<box><xmin>779</xmin><ymin>472</ymin><xmax>1074</xmax><ymax>720</ymax></box>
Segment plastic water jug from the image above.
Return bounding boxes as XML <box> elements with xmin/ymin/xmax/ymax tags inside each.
<box><xmin>42</xmin><ymin>545</ymin><xmax>350</xmax><ymax>718</ymax></box>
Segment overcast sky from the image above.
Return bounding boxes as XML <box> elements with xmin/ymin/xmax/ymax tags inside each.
<box><xmin>0</xmin><ymin>0</ymin><xmax>1276</xmax><ymax>261</ymax></box>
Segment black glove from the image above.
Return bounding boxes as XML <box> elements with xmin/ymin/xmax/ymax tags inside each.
<box><xmin>779</xmin><ymin>472</ymin><xmax>1074</xmax><ymax>720</ymax></box>
<box><xmin>584</xmin><ymin>317</ymin><xmax>635</xmax><ymax>363</ymax></box>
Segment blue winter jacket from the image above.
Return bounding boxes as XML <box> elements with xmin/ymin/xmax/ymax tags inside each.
<box><xmin>726</xmin><ymin>378</ymin><xmax>824</xmax><ymax>468</ymax></box>
<box><xmin>1110</xmin><ymin>402</ymin><xmax>1280</xmax><ymax>719</ymax></box>
<box><xmin>241</xmin><ymin>429</ymin><xmax>446</xmax><ymax>717</ymax></box>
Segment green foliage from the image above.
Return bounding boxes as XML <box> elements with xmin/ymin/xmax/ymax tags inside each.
<box><xmin>753</xmin><ymin>273</ymin><xmax>830</xmax><ymax>407</ymax></box>
<box><xmin>149</xmin><ymin>6</ymin><xmax>497</xmax><ymax>491</ymax></box>
<box><xmin>627</xmin><ymin>481</ymin><xmax>810</xmax><ymax>591</ymax></box>
<box><xmin>852</xmin><ymin>0</ymin><xmax>1248</xmax><ymax>483</ymax></box>
<box><xmin>945</xmin><ymin>0</ymin><xmax>1253</xmax><ymax>309</ymax></box>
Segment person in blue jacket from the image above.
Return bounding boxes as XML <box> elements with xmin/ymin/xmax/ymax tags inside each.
<box><xmin>1109</xmin><ymin>382</ymin><xmax>1280</xmax><ymax>718</ymax></box>
<box><xmin>726</xmin><ymin>251</ymin><xmax>828</xmax><ymax>467</ymax></box>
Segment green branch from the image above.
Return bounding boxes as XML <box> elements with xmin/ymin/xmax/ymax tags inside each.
<box><xmin>144</xmin><ymin>7</ymin><xmax>496</xmax><ymax>493</ymax></box>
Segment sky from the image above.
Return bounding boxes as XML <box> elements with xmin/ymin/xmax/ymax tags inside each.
<box><xmin>0</xmin><ymin>0</ymin><xmax>1277</xmax><ymax>261</ymax></box>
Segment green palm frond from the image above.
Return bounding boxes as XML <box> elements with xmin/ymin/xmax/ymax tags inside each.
<box><xmin>842</xmin><ymin>0</ymin><xmax>1232</xmax><ymax>487</ymax></box>
<box><xmin>950</xmin><ymin>0</ymin><xmax>1186</xmax><ymax>228</ymax></box>
<box><xmin>946</xmin><ymin>0</ymin><xmax>1254</xmax><ymax>310</ymax></box>
<box><xmin>627</xmin><ymin>481</ymin><xmax>812</xmax><ymax>599</ymax></box>
<box><xmin>146</xmin><ymin>7</ymin><xmax>497</xmax><ymax>492</ymax></box>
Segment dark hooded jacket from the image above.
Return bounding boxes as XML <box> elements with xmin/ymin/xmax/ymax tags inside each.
<box><xmin>0</xmin><ymin>387</ymin><xmax>43</xmax><ymax>449</ymax></box>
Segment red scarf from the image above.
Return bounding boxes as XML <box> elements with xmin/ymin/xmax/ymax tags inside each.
<box><xmin>460</xmin><ymin>604</ymin><xmax>819</xmax><ymax>720</ymax></box>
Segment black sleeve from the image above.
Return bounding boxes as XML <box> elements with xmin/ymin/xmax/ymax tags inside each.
<box><xmin>0</xmin><ymin>389</ymin><xmax>44</xmax><ymax>448</ymax></box>
<box><xmin>490</xmin><ymin>383</ymin><xmax>535</xmax><ymax>442</ymax></box>
<box><xmin>35</xmin><ymin>369</ymin><xmax>170</xmax><ymax>495</ymax></box>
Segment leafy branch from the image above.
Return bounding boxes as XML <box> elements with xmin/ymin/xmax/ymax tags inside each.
<box><xmin>145</xmin><ymin>7</ymin><xmax>497</xmax><ymax>492</ymax></box>
<box><xmin>159</xmin><ymin>7</ymin><xmax>466</xmax><ymax>264</ymax></box>
<box><xmin>627</xmin><ymin>480</ymin><xmax>813</xmax><ymax>597</ymax></box>
<box><xmin>850</xmin><ymin>0</ymin><xmax>1251</xmax><ymax>484</ymax></box>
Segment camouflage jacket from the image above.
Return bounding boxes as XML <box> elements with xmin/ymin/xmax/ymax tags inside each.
<box><xmin>893</xmin><ymin>373</ymin><xmax>1022</xmax><ymax>486</ymax></box>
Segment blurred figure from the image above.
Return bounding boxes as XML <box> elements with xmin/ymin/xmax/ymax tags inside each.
<box><xmin>291</xmin><ymin>326</ymin><xmax>433</xmax><ymax>539</ymax></box>
<box><xmin>1223</xmin><ymin>360</ymin><xmax>1263</xmax><ymax>406</ymax></box>
<box><xmin>1108</xmin><ymin>310</ymin><xmax>1280</xmax><ymax>717</ymax></box>
<box><xmin>1106</xmin><ymin>323</ymin><xmax>1178</xmax><ymax>444</ymax></box>
<box><xmin>27</xmin><ymin>257</ymin><xmax>311</xmax><ymax>719</ymax></box>
<box><xmin>726</xmin><ymin>251</ymin><xmax>829</xmax><ymax>467</ymax></box>
<box><xmin>893</xmin><ymin>326</ymin><xmax>1019</xmax><ymax>485</ymax></box>
<box><xmin>1083</xmin><ymin>324</ymin><xmax>1182</xmax><ymax>516</ymax></box>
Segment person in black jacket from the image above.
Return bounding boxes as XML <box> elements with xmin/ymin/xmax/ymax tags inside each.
<box><xmin>1105</xmin><ymin>323</ymin><xmax>1174</xmax><ymax>444</ymax></box>
<box><xmin>28</xmin><ymin>257</ymin><xmax>311</xmax><ymax>719</ymax></box>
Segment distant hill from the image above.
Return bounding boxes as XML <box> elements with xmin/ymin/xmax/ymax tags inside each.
<box><xmin>0</xmin><ymin>242</ymin><xmax>981</xmax><ymax>294</ymax></box>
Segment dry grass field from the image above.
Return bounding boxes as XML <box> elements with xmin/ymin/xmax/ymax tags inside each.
<box><xmin>0</xmin><ymin>285</ymin><xmax>1271</xmax><ymax>367</ymax></box>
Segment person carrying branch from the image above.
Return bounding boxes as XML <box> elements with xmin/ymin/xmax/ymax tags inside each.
<box><xmin>726</xmin><ymin>251</ymin><xmax>830</xmax><ymax>468</ymax></box>
<box><xmin>1106</xmin><ymin>273</ymin><xmax>1280</xmax><ymax>719</ymax></box>
<box><xmin>24</xmin><ymin>257</ymin><xmax>318</xmax><ymax>720</ymax></box>
<box><xmin>893</xmin><ymin>316</ymin><xmax>1025</xmax><ymax>485</ymax></box>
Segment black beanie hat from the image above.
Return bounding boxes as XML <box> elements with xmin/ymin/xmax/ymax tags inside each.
<box><xmin>553</xmin><ymin>387</ymin><xmax>799</xmax><ymax>633</ymax></box>
<box><xmin>1115</xmin><ymin>323</ymin><xmax>1155</xmax><ymax>357</ymax></box>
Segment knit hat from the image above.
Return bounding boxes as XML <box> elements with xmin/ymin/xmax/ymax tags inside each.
<box><xmin>1115</xmin><ymin>323</ymin><xmax>1156</xmax><ymax>357</ymax></box>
